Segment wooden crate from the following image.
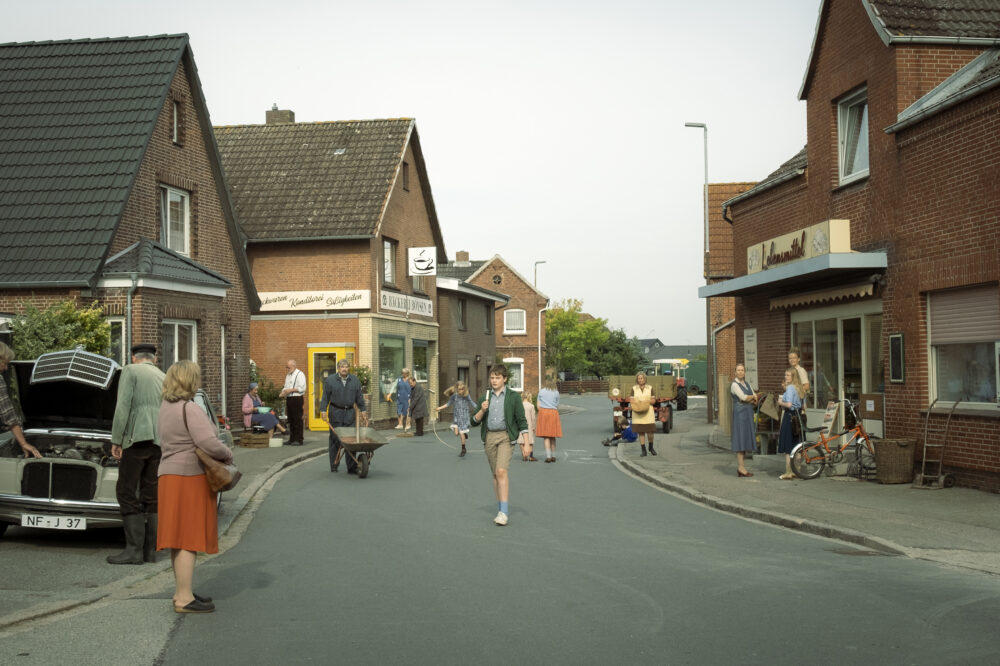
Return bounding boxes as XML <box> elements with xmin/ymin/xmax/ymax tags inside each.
<box><xmin>237</xmin><ymin>431</ymin><xmax>270</xmax><ymax>448</ymax></box>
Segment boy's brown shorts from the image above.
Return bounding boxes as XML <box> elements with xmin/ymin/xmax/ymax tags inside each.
<box><xmin>484</xmin><ymin>430</ymin><xmax>513</xmax><ymax>474</ymax></box>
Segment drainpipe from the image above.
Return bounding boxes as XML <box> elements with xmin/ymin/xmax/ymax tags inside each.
<box><xmin>126</xmin><ymin>272</ymin><xmax>138</xmax><ymax>362</ymax></box>
<box><xmin>711</xmin><ymin>318</ymin><xmax>735</xmax><ymax>418</ymax></box>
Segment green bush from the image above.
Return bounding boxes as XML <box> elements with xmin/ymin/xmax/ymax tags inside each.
<box><xmin>10</xmin><ymin>300</ymin><xmax>110</xmax><ymax>360</ymax></box>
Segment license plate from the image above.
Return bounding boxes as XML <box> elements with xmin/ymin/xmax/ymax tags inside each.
<box><xmin>21</xmin><ymin>514</ymin><xmax>87</xmax><ymax>530</ymax></box>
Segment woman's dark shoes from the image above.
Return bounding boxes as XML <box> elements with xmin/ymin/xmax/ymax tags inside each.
<box><xmin>737</xmin><ymin>470</ymin><xmax>754</xmax><ymax>478</ymax></box>
<box><xmin>459</xmin><ymin>447</ymin><xmax>467</xmax><ymax>457</ymax></box>
<box><xmin>194</xmin><ymin>592</ymin><xmax>213</xmax><ymax>603</ymax></box>
<box><xmin>648</xmin><ymin>444</ymin><xmax>657</xmax><ymax>455</ymax></box>
<box><xmin>174</xmin><ymin>598</ymin><xmax>216</xmax><ymax>613</ymax></box>
<box><xmin>527</xmin><ymin>456</ymin><xmax>538</xmax><ymax>461</ymax></box>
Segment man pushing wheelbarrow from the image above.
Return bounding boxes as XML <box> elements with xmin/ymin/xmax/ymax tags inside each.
<box><xmin>320</xmin><ymin>359</ymin><xmax>368</xmax><ymax>474</ymax></box>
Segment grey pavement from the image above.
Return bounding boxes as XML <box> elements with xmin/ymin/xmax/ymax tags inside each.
<box><xmin>613</xmin><ymin>395</ymin><xmax>1000</xmax><ymax>575</ymax></box>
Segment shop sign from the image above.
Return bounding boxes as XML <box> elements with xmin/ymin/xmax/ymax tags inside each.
<box><xmin>408</xmin><ymin>247</ymin><xmax>437</xmax><ymax>276</ymax></box>
<box><xmin>743</xmin><ymin>328</ymin><xmax>758</xmax><ymax>389</ymax></box>
<box><xmin>747</xmin><ymin>219</ymin><xmax>851</xmax><ymax>274</ymax></box>
<box><xmin>381</xmin><ymin>291</ymin><xmax>434</xmax><ymax>317</ymax></box>
<box><xmin>258</xmin><ymin>290</ymin><xmax>371</xmax><ymax>312</ymax></box>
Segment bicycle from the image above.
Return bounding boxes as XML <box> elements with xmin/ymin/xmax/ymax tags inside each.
<box><xmin>789</xmin><ymin>399</ymin><xmax>877</xmax><ymax>480</ymax></box>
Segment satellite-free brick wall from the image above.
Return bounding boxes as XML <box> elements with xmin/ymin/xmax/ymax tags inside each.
<box><xmin>728</xmin><ymin>0</ymin><xmax>1000</xmax><ymax>489</ymax></box>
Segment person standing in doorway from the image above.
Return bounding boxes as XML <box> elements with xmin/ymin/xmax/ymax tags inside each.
<box><xmin>320</xmin><ymin>360</ymin><xmax>367</xmax><ymax>474</ymax></box>
<box><xmin>107</xmin><ymin>343</ymin><xmax>166</xmax><ymax>565</ymax></box>
<box><xmin>470</xmin><ymin>365</ymin><xmax>528</xmax><ymax>526</ymax></box>
<box><xmin>279</xmin><ymin>359</ymin><xmax>306</xmax><ymax>445</ymax></box>
<box><xmin>407</xmin><ymin>375</ymin><xmax>429</xmax><ymax>436</ymax></box>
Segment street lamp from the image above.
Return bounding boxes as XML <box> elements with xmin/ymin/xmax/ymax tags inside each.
<box><xmin>684</xmin><ymin>122</ymin><xmax>708</xmax><ymax>254</ymax></box>
<box><xmin>538</xmin><ymin>307</ymin><xmax>549</xmax><ymax>393</ymax></box>
<box><xmin>685</xmin><ymin>121</ymin><xmax>713</xmax><ymax>424</ymax></box>
<box><xmin>534</xmin><ymin>260</ymin><xmax>546</xmax><ymax>288</ymax></box>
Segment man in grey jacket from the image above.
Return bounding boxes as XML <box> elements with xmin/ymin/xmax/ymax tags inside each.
<box><xmin>107</xmin><ymin>343</ymin><xmax>166</xmax><ymax>565</ymax></box>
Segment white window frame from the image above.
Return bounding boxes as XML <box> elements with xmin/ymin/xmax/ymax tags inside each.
<box><xmin>172</xmin><ymin>100</ymin><xmax>180</xmax><ymax>144</ymax></box>
<box><xmin>161</xmin><ymin>319</ymin><xmax>197</xmax><ymax>369</ymax></box>
<box><xmin>383</xmin><ymin>239</ymin><xmax>397</xmax><ymax>284</ymax></box>
<box><xmin>107</xmin><ymin>317</ymin><xmax>126</xmax><ymax>366</ymax></box>
<box><xmin>504</xmin><ymin>308</ymin><xmax>527</xmax><ymax>335</ymax></box>
<box><xmin>837</xmin><ymin>87</ymin><xmax>869</xmax><ymax>185</ymax></box>
<box><xmin>160</xmin><ymin>185</ymin><xmax>190</xmax><ymax>255</ymax></box>
<box><xmin>926</xmin><ymin>288</ymin><xmax>1000</xmax><ymax>410</ymax></box>
<box><xmin>504</xmin><ymin>356</ymin><xmax>524</xmax><ymax>392</ymax></box>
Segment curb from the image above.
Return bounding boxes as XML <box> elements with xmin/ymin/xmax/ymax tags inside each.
<box><xmin>611</xmin><ymin>445</ymin><xmax>906</xmax><ymax>556</ymax></box>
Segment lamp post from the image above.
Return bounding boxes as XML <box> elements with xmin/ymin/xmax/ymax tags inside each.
<box><xmin>538</xmin><ymin>307</ymin><xmax>549</xmax><ymax>393</ymax></box>
<box><xmin>534</xmin><ymin>260</ymin><xmax>546</xmax><ymax>288</ymax></box>
<box><xmin>685</xmin><ymin>121</ymin><xmax>713</xmax><ymax>423</ymax></box>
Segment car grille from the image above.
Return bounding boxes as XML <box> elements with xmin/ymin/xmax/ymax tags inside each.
<box><xmin>30</xmin><ymin>348</ymin><xmax>119</xmax><ymax>389</ymax></box>
<box><xmin>21</xmin><ymin>462</ymin><xmax>98</xmax><ymax>501</ymax></box>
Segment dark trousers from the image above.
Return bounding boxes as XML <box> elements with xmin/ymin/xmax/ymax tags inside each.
<box><xmin>414</xmin><ymin>416</ymin><xmax>425</xmax><ymax>436</ymax></box>
<box><xmin>116</xmin><ymin>441</ymin><xmax>161</xmax><ymax>515</ymax></box>
<box><xmin>328</xmin><ymin>408</ymin><xmax>357</xmax><ymax>472</ymax></box>
<box><xmin>286</xmin><ymin>395</ymin><xmax>304</xmax><ymax>443</ymax></box>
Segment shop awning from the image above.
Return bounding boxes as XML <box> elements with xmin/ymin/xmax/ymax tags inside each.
<box><xmin>769</xmin><ymin>282</ymin><xmax>874</xmax><ymax>310</ymax></box>
<box><xmin>698</xmin><ymin>252</ymin><xmax>887</xmax><ymax>298</ymax></box>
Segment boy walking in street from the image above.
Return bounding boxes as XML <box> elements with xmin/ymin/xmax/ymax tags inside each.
<box><xmin>470</xmin><ymin>365</ymin><xmax>528</xmax><ymax>526</ymax></box>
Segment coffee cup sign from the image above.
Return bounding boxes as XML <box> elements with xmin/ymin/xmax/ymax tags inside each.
<box><xmin>408</xmin><ymin>247</ymin><xmax>437</xmax><ymax>276</ymax></box>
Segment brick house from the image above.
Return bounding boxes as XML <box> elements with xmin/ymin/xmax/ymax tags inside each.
<box><xmin>435</xmin><ymin>269</ymin><xmax>508</xmax><ymax>403</ymax></box>
<box><xmin>700</xmin><ymin>1</ymin><xmax>1000</xmax><ymax>488</ymax></box>
<box><xmin>0</xmin><ymin>35</ymin><xmax>258</xmax><ymax>419</ymax></box>
<box><xmin>441</xmin><ymin>253</ymin><xmax>549</xmax><ymax>393</ymax></box>
<box><xmin>215</xmin><ymin>112</ymin><xmax>445</xmax><ymax>430</ymax></box>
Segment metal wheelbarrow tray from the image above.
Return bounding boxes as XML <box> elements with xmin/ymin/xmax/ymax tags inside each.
<box><xmin>332</xmin><ymin>426</ymin><xmax>388</xmax><ymax>478</ymax></box>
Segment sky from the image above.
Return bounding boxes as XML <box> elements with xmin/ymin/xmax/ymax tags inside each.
<box><xmin>4</xmin><ymin>0</ymin><xmax>821</xmax><ymax>345</ymax></box>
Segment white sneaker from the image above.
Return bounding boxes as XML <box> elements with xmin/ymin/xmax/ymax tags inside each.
<box><xmin>450</xmin><ymin>424</ymin><xmax>458</xmax><ymax>435</ymax></box>
<box><xmin>394</xmin><ymin>424</ymin><xmax>403</xmax><ymax>429</ymax></box>
<box><xmin>494</xmin><ymin>511</ymin><xmax>508</xmax><ymax>526</ymax></box>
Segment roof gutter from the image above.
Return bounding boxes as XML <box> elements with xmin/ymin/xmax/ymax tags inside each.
<box><xmin>246</xmin><ymin>234</ymin><xmax>375</xmax><ymax>243</ymax></box>
<box><xmin>885</xmin><ymin>74</ymin><xmax>1000</xmax><ymax>134</ymax></box>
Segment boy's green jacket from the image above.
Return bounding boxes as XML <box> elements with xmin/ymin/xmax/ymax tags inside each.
<box><xmin>470</xmin><ymin>387</ymin><xmax>529</xmax><ymax>443</ymax></box>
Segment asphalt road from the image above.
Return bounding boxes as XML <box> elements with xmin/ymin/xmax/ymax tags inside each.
<box><xmin>4</xmin><ymin>397</ymin><xmax>1000</xmax><ymax>664</ymax></box>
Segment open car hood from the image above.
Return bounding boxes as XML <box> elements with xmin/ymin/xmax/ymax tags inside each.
<box><xmin>13</xmin><ymin>349</ymin><xmax>121</xmax><ymax>431</ymax></box>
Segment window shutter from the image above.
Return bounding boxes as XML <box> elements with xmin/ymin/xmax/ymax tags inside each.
<box><xmin>929</xmin><ymin>285</ymin><xmax>1000</xmax><ymax>344</ymax></box>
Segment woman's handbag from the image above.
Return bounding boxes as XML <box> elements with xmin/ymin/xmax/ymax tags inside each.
<box><xmin>183</xmin><ymin>401</ymin><xmax>241</xmax><ymax>493</ymax></box>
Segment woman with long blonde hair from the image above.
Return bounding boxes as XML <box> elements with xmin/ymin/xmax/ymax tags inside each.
<box><xmin>631</xmin><ymin>372</ymin><xmax>656</xmax><ymax>456</ymax></box>
<box><xmin>435</xmin><ymin>380</ymin><xmax>477</xmax><ymax>457</ymax></box>
<box><xmin>777</xmin><ymin>367</ymin><xmax>805</xmax><ymax>480</ymax></box>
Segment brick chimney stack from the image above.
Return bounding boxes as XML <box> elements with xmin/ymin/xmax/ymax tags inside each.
<box><xmin>455</xmin><ymin>251</ymin><xmax>470</xmax><ymax>266</ymax></box>
<box><xmin>266</xmin><ymin>104</ymin><xmax>295</xmax><ymax>124</ymax></box>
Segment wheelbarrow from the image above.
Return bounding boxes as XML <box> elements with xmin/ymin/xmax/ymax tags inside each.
<box><xmin>332</xmin><ymin>413</ymin><xmax>387</xmax><ymax>479</ymax></box>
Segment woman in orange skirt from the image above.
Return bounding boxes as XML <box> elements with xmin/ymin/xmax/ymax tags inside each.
<box><xmin>157</xmin><ymin>360</ymin><xmax>233</xmax><ymax>614</ymax></box>
<box><xmin>535</xmin><ymin>380</ymin><xmax>563</xmax><ymax>463</ymax></box>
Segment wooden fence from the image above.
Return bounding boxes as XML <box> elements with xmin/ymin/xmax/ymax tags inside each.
<box><xmin>557</xmin><ymin>379</ymin><xmax>608</xmax><ymax>394</ymax></box>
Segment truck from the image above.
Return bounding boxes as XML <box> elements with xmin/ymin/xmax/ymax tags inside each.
<box><xmin>648</xmin><ymin>358</ymin><xmax>692</xmax><ymax>410</ymax></box>
<box><xmin>607</xmin><ymin>374</ymin><xmax>678</xmax><ymax>434</ymax></box>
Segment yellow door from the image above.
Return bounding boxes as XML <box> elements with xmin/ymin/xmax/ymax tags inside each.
<box><xmin>308</xmin><ymin>347</ymin><xmax>352</xmax><ymax>431</ymax></box>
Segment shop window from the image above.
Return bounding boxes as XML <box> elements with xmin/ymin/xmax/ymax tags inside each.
<box><xmin>504</xmin><ymin>357</ymin><xmax>523</xmax><ymax>392</ymax></box>
<box><xmin>412</xmin><ymin>273</ymin><xmax>424</xmax><ymax>293</ymax></box>
<box><xmin>161</xmin><ymin>320</ymin><xmax>196</xmax><ymax>370</ymax></box>
<box><xmin>107</xmin><ymin>318</ymin><xmax>125</xmax><ymax>366</ymax></box>
<box><xmin>837</xmin><ymin>88</ymin><xmax>869</xmax><ymax>185</ymax></box>
<box><xmin>413</xmin><ymin>341</ymin><xmax>429</xmax><ymax>383</ymax></box>
<box><xmin>160</xmin><ymin>186</ymin><xmax>190</xmax><ymax>255</ymax></box>
<box><xmin>383</xmin><ymin>238</ymin><xmax>397</xmax><ymax>285</ymax></box>
<box><xmin>378</xmin><ymin>335</ymin><xmax>404</xmax><ymax>403</ymax></box>
<box><xmin>504</xmin><ymin>309</ymin><xmax>526</xmax><ymax>335</ymax></box>
<box><xmin>929</xmin><ymin>285</ymin><xmax>999</xmax><ymax>407</ymax></box>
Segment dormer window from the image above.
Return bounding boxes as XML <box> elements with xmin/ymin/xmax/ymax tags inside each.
<box><xmin>837</xmin><ymin>88</ymin><xmax>869</xmax><ymax>185</ymax></box>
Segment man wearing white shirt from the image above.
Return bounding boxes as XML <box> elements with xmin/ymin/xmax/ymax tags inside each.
<box><xmin>280</xmin><ymin>359</ymin><xmax>307</xmax><ymax>445</ymax></box>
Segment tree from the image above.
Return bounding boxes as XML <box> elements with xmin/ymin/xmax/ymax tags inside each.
<box><xmin>591</xmin><ymin>329</ymin><xmax>645</xmax><ymax>378</ymax></box>
<box><xmin>545</xmin><ymin>299</ymin><xmax>609</xmax><ymax>376</ymax></box>
<box><xmin>10</xmin><ymin>300</ymin><xmax>111</xmax><ymax>360</ymax></box>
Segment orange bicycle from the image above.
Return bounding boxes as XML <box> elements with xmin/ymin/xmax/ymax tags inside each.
<box><xmin>790</xmin><ymin>399</ymin><xmax>876</xmax><ymax>480</ymax></box>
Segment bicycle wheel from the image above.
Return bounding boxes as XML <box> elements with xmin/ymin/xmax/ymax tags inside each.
<box><xmin>790</xmin><ymin>441</ymin><xmax>826</xmax><ymax>479</ymax></box>
<box><xmin>854</xmin><ymin>439</ymin><xmax>876</xmax><ymax>479</ymax></box>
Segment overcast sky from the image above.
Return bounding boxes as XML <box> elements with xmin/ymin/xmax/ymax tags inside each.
<box><xmin>4</xmin><ymin>0</ymin><xmax>820</xmax><ymax>345</ymax></box>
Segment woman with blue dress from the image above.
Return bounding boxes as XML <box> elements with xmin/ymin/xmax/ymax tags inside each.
<box><xmin>241</xmin><ymin>382</ymin><xmax>286</xmax><ymax>437</ymax></box>
<box><xmin>777</xmin><ymin>368</ymin><xmax>804</xmax><ymax>480</ymax></box>
<box><xmin>730</xmin><ymin>363</ymin><xmax>758</xmax><ymax>477</ymax></box>
<box><xmin>389</xmin><ymin>369</ymin><xmax>412</xmax><ymax>430</ymax></box>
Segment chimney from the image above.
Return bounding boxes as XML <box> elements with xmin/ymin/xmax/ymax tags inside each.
<box><xmin>455</xmin><ymin>251</ymin><xmax>470</xmax><ymax>266</ymax></box>
<box><xmin>266</xmin><ymin>103</ymin><xmax>295</xmax><ymax>125</ymax></box>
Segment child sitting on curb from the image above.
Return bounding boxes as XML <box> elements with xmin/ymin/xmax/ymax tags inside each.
<box><xmin>602</xmin><ymin>416</ymin><xmax>638</xmax><ymax>447</ymax></box>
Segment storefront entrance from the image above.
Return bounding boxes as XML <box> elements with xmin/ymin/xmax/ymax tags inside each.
<box><xmin>307</xmin><ymin>345</ymin><xmax>354</xmax><ymax>431</ymax></box>
<box><xmin>791</xmin><ymin>301</ymin><xmax>883</xmax><ymax>432</ymax></box>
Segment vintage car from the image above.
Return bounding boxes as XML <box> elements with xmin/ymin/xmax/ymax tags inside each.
<box><xmin>0</xmin><ymin>348</ymin><xmax>232</xmax><ymax>537</ymax></box>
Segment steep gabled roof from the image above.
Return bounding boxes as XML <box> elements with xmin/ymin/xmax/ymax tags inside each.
<box><xmin>438</xmin><ymin>259</ymin><xmax>487</xmax><ymax>281</ymax></box>
<box><xmin>722</xmin><ymin>147</ymin><xmax>808</xmax><ymax>220</ymax></box>
<box><xmin>215</xmin><ymin>118</ymin><xmax>446</xmax><ymax>259</ymax></box>
<box><xmin>465</xmin><ymin>255</ymin><xmax>550</xmax><ymax>303</ymax></box>
<box><xmin>0</xmin><ymin>35</ymin><xmax>187</xmax><ymax>287</ymax></box>
<box><xmin>800</xmin><ymin>1</ymin><xmax>1000</xmax><ymax>100</ymax></box>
